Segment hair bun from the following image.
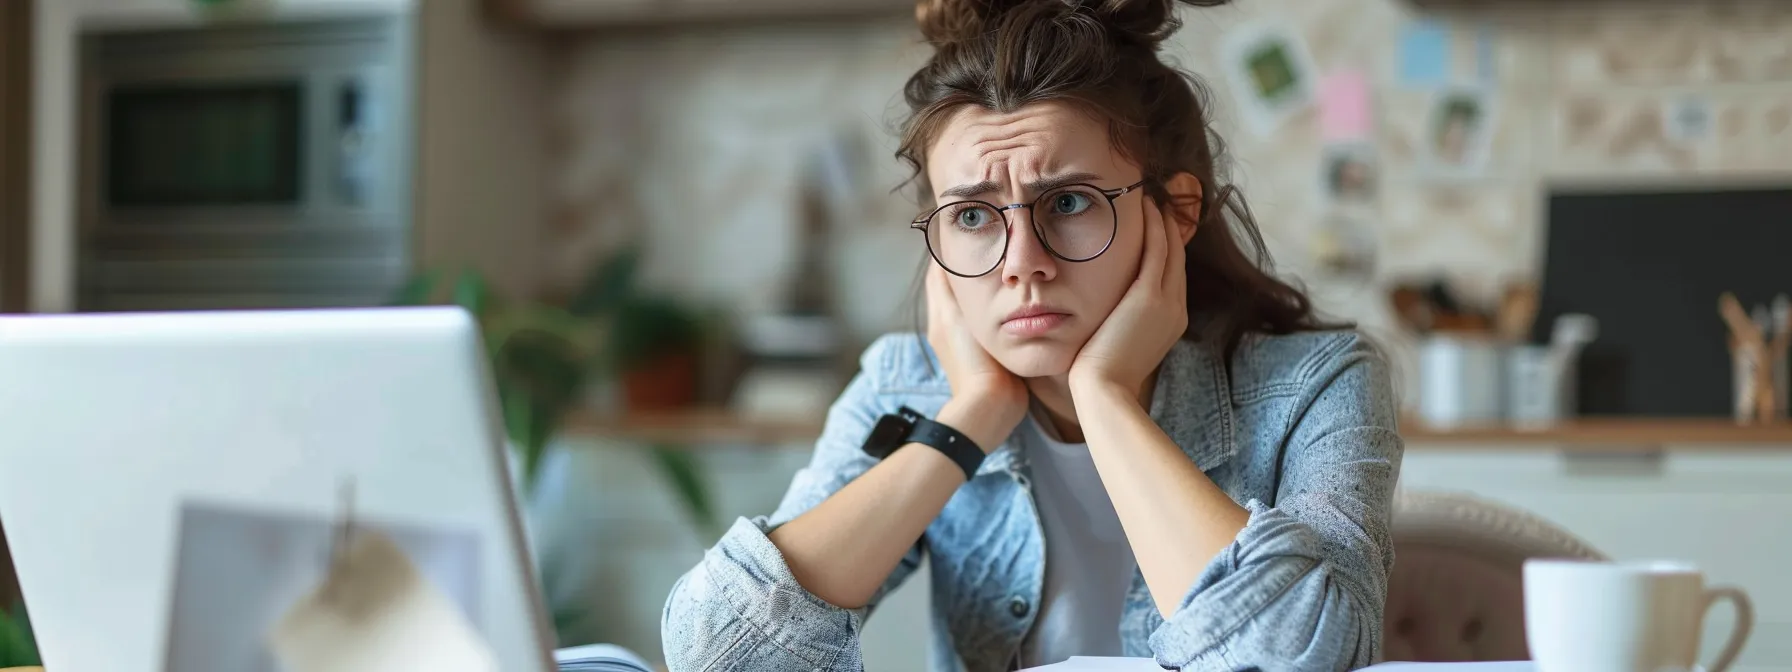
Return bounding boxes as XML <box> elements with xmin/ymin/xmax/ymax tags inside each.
<box><xmin>915</xmin><ymin>0</ymin><xmax>1019</xmax><ymax>45</ymax></box>
<box><xmin>1096</xmin><ymin>0</ymin><xmax>1231</xmax><ymax>48</ymax></box>
<box><xmin>915</xmin><ymin>0</ymin><xmax>1230</xmax><ymax>49</ymax></box>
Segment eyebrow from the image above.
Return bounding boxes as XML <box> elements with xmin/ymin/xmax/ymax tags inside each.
<box><xmin>937</xmin><ymin>172</ymin><xmax>1106</xmax><ymax>201</ymax></box>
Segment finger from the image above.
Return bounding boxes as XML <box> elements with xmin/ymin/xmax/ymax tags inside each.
<box><xmin>925</xmin><ymin>263</ymin><xmax>946</xmax><ymax>337</ymax></box>
<box><xmin>928</xmin><ymin>262</ymin><xmax>960</xmax><ymax>315</ymax></box>
<box><xmin>926</xmin><ymin>262</ymin><xmax>967</xmax><ymax>335</ymax></box>
<box><xmin>1137</xmin><ymin>195</ymin><xmax>1166</xmax><ymax>290</ymax></box>
<box><xmin>1166</xmin><ymin>204</ymin><xmax>1187</xmax><ymax>297</ymax></box>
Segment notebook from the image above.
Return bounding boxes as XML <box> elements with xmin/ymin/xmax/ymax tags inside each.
<box><xmin>554</xmin><ymin>643</ymin><xmax>654</xmax><ymax>672</ymax></box>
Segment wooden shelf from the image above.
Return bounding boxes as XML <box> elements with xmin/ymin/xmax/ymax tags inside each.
<box><xmin>1402</xmin><ymin>417</ymin><xmax>1792</xmax><ymax>448</ymax></box>
<box><xmin>563</xmin><ymin>407</ymin><xmax>824</xmax><ymax>446</ymax></box>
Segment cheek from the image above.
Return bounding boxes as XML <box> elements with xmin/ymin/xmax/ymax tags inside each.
<box><xmin>1082</xmin><ymin>213</ymin><xmax>1145</xmax><ymax>308</ymax></box>
<box><xmin>948</xmin><ymin>276</ymin><xmax>999</xmax><ymax>326</ymax></box>
<box><xmin>1078</xmin><ymin>260</ymin><xmax>1133</xmax><ymax>323</ymax></box>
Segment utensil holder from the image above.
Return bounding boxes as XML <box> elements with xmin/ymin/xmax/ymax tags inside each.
<box><xmin>1507</xmin><ymin>345</ymin><xmax>1577</xmax><ymax>427</ymax></box>
<box><xmin>1731</xmin><ymin>341</ymin><xmax>1778</xmax><ymax>424</ymax></box>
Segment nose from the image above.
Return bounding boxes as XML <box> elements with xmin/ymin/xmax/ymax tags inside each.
<box><xmin>1001</xmin><ymin>207</ymin><xmax>1057</xmax><ymax>286</ymax></box>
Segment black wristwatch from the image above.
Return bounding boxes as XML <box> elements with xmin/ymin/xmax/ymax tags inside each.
<box><xmin>861</xmin><ymin>406</ymin><xmax>985</xmax><ymax>481</ymax></box>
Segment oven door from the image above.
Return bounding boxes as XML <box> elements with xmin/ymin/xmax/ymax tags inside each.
<box><xmin>103</xmin><ymin>80</ymin><xmax>306</xmax><ymax>209</ymax></box>
<box><xmin>78</xmin><ymin>17</ymin><xmax>409</xmax><ymax>311</ymax></box>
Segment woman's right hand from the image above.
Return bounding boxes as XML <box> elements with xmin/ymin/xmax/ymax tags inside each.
<box><xmin>926</xmin><ymin>263</ymin><xmax>1029</xmax><ymax>451</ymax></box>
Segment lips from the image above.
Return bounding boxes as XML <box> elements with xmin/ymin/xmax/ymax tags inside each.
<box><xmin>1001</xmin><ymin>304</ymin><xmax>1070</xmax><ymax>337</ymax></box>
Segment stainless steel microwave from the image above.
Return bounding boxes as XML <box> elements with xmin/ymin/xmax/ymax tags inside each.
<box><xmin>77</xmin><ymin>17</ymin><xmax>411</xmax><ymax>311</ymax></box>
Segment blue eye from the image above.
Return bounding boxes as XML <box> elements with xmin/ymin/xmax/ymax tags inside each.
<box><xmin>1051</xmin><ymin>192</ymin><xmax>1093</xmax><ymax>215</ymax></box>
<box><xmin>954</xmin><ymin>206</ymin><xmax>991</xmax><ymax>229</ymax></box>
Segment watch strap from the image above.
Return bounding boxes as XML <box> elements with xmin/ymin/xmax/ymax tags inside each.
<box><xmin>895</xmin><ymin>406</ymin><xmax>984</xmax><ymax>481</ymax></box>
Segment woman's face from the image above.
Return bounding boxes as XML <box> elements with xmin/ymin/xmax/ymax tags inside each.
<box><xmin>924</xmin><ymin>101</ymin><xmax>1149</xmax><ymax>378</ymax></box>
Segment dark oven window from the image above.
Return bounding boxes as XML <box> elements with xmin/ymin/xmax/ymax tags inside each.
<box><xmin>105</xmin><ymin>82</ymin><xmax>303</xmax><ymax>206</ymax></box>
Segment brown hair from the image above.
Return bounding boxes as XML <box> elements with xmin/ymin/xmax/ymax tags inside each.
<box><xmin>899</xmin><ymin>0</ymin><xmax>1336</xmax><ymax>361</ymax></box>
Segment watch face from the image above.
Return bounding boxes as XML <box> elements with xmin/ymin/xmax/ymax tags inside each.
<box><xmin>862</xmin><ymin>413</ymin><xmax>911</xmax><ymax>459</ymax></box>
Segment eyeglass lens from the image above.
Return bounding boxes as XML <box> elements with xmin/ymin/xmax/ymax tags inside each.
<box><xmin>925</xmin><ymin>185</ymin><xmax>1116</xmax><ymax>277</ymax></box>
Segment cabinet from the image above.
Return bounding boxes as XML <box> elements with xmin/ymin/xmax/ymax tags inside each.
<box><xmin>487</xmin><ymin>0</ymin><xmax>911</xmax><ymax>28</ymax></box>
<box><xmin>1400</xmin><ymin>445</ymin><xmax>1792</xmax><ymax>671</ymax></box>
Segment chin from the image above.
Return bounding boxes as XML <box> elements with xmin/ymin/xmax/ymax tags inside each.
<box><xmin>990</xmin><ymin>339</ymin><xmax>1076</xmax><ymax>378</ymax></box>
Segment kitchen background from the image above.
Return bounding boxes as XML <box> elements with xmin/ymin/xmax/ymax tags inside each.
<box><xmin>3</xmin><ymin>0</ymin><xmax>1792</xmax><ymax>670</ymax></box>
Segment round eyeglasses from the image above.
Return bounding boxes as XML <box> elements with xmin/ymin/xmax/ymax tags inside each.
<box><xmin>911</xmin><ymin>179</ymin><xmax>1147</xmax><ymax>277</ymax></box>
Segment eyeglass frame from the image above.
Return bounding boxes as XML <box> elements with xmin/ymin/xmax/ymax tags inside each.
<box><xmin>910</xmin><ymin>179</ymin><xmax>1149</xmax><ymax>278</ymax></box>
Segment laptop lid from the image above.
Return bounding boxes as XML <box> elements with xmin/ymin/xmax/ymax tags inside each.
<box><xmin>0</xmin><ymin>307</ymin><xmax>553</xmax><ymax>671</ymax></box>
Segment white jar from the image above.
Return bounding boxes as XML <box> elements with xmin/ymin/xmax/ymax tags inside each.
<box><xmin>1417</xmin><ymin>335</ymin><xmax>1505</xmax><ymax>426</ymax></box>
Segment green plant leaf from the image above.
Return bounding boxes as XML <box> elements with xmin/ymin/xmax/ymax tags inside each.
<box><xmin>451</xmin><ymin>270</ymin><xmax>496</xmax><ymax>319</ymax></box>
<box><xmin>388</xmin><ymin>270</ymin><xmax>443</xmax><ymax>306</ymax></box>
<box><xmin>496</xmin><ymin>327</ymin><xmax>589</xmax><ymax>492</ymax></box>
<box><xmin>551</xmin><ymin>602</ymin><xmax>593</xmax><ymax>646</ymax></box>
<box><xmin>648</xmin><ymin>444</ymin><xmax>719</xmax><ymax>538</ymax></box>
<box><xmin>0</xmin><ymin>604</ymin><xmax>39</xmax><ymax>668</ymax></box>
<box><xmin>501</xmin><ymin>393</ymin><xmax>548</xmax><ymax>493</ymax></box>
<box><xmin>610</xmin><ymin>296</ymin><xmax>706</xmax><ymax>371</ymax></box>
<box><xmin>534</xmin><ymin>546</ymin><xmax>592</xmax><ymax>646</ymax></box>
<box><xmin>567</xmin><ymin>248</ymin><xmax>641</xmax><ymax>318</ymax></box>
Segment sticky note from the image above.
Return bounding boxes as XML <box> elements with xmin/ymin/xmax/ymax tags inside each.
<box><xmin>1319</xmin><ymin>69</ymin><xmax>1373</xmax><ymax>142</ymax></box>
<box><xmin>1398</xmin><ymin>20</ymin><xmax>1452</xmax><ymax>88</ymax></box>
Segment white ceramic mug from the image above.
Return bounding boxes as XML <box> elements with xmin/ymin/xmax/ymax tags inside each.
<box><xmin>1524</xmin><ymin>560</ymin><xmax>1754</xmax><ymax>672</ymax></box>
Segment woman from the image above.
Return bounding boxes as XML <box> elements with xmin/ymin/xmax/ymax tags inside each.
<box><xmin>662</xmin><ymin>1</ymin><xmax>1401</xmax><ymax>670</ymax></box>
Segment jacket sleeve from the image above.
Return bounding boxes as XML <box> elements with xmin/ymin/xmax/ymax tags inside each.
<box><xmin>1149</xmin><ymin>334</ymin><xmax>1403</xmax><ymax>671</ymax></box>
<box><xmin>661</xmin><ymin>341</ymin><xmax>921</xmax><ymax>672</ymax></box>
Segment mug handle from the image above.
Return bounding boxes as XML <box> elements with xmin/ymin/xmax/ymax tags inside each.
<box><xmin>1701</xmin><ymin>586</ymin><xmax>1754</xmax><ymax>672</ymax></box>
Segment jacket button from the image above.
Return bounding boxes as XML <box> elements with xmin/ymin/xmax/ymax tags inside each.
<box><xmin>1008</xmin><ymin>596</ymin><xmax>1030</xmax><ymax>618</ymax></box>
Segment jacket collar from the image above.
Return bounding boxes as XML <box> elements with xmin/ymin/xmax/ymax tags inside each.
<box><xmin>977</xmin><ymin>338</ymin><xmax>1237</xmax><ymax>476</ymax></box>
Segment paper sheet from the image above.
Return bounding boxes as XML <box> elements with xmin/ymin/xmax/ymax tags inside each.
<box><xmin>1021</xmin><ymin>658</ymin><xmax>1534</xmax><ymax>671</ymax></box>
<box><xmin>269</xmin><ymin>530</ymin><xmax>499</xmax><ymax>672</ymax></box>
<box><xmin>1019</xmin><ymin>657</ymin><xmax>1167</xmax><ymax>671</ymax></box>
<box><xmin>1365</xmin><ymin>663</ymin><xmax>1534</xmax><ymax>670</ymax></box>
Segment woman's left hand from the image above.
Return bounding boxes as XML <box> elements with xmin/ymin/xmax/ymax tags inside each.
<box><xmin>1069</xmin><ymin>193</ymin><xmax>1189</xmax><ymax>401</ymax></box>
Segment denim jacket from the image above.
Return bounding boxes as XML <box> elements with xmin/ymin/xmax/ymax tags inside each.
<box><xmin>662</xmin><ymin>330</ymin><xmax>1403</xmax><ymax>672</ymax></box>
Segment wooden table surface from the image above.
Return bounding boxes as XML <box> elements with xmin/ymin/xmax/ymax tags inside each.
<box><xmin>567</xmin><ymin>408</ymin><xmax>1792</xmax><ymax>449</ymax></box>
<box><xmin>1401</xmin><ymin>417</ymin><xmax>1792</xmax><ymax>448</ymax></box>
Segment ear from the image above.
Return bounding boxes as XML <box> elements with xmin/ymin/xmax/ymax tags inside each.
<box><xmin>1163</xmin><ymin>172</ymin><xmax>1203</xmax><ymax>245</ymax></box>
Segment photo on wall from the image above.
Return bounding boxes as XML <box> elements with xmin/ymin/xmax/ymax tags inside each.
<box><xmin>1219</xmin><ymin>22</ymin><xmax>1318</xmax><ymax>137</ymax></box>
<box><xmin>1422</xmin><ymin>87</ymin><xmax>1497</xmax><ymax>179</ymax></box>
<box><xmin>1321</xmin><ymin>142</ymin><xmax>1378</xmax><ymax>205</ymax></box>
<box><xmin>1314</xmin><ymin>142</ymin><xmax>1380</xmax><ymax>281</ymax></box>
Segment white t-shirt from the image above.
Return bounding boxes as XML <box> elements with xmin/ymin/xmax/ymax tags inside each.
<box><xmin>1017</xmin><ymin>413</ymin><xmax>1138</xmax><ymax>668</ymax></box>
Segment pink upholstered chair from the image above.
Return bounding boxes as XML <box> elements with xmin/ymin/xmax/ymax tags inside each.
<box><xmin>1382</xmin><ymin>490</ymin><xmax>1607</xmax><ymax>663</ymax></box>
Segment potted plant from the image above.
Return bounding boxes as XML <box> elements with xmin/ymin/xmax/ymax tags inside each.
<box><xmin>613</xmin><ymin>296</ymin><xmax>706</xmax><ymax>411</ymax></box>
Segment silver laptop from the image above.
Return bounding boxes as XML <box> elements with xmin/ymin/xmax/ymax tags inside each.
<box><xmin>0</xmin><ymin>307</ymin><xmax>555</xmax><ymax>671</ymax></box>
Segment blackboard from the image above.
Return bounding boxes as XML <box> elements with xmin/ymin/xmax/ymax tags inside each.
<box><xmin>1538</xmin><ymin>187</ymin><xmax>1792</xmax><ymax>417</ymax></box>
